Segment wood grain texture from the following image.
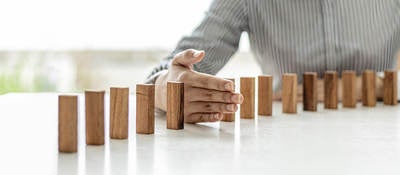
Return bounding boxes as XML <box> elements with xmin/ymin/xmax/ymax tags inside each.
<box><xmin>136</xmin><ymin>84</ymin><xmax>155</xmax><ymax>134</ymax></box>
<box><xmin>222</xmin><ymin>78</ymin><xmax>235</xmax><ymax>122</ymax></box>
<box><xmin>110</xmin><ymin>87</ymin><xmax>129</xmax><ymax>139</ymax></box>
<box><xmin>303</xmin><ymin>72</ymin><xmax>317</xmax><ymax>111</ymax></box>
<box><xmin>342</xmin><ymin>70</ymin><xmax>357</xmax><ymax>108</ymax></box>
<box><xmin>58</xmin><ymin>95</ymin><xmax>78</xmax><ymax>153</ymax></box>
<box><xmin>167</xmin><ymin>81</ymin><xmax>184</xmax><ymax>130</ymax></box>
<box><xmin>383</xmin><ymin>70</ymin><xmax>398</xmax><ymax>105</ymax></box>
<box><xmin>282</xmin><ymin>73</ymin><xmax>297</xmax><ymax>114</ymax></box>
<box><xmin>362</xmin><ymin>70</ymin><xmax>376</xmax><ymax>107</ymax></box>
<box><xmin>258</xmin><ymin>75</ymin><xmax>273</xmax><ymax>116</ymax></box>
<box><xmin>240</xmin><ymin>77</ymin><xmax>255</xmax><ymax>119</ymax></box>
<box><xmin>324</xmin><ymin>71</ymin><xmax>338</xmax><ymax>109</ymax></box>
<box><xmin>85</xmin><ymin>90</ymin><xmax>105</xmax><ymax>145</ymax></box>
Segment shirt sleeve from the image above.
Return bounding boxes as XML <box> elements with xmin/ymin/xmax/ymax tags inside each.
<box><xmin>145</xmin><ymin>0</ymin><xmax>248</xmax><ymax>83</ymax></box>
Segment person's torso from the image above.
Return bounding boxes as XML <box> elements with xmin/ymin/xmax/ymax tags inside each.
<box><xmin>246</xmin><ymin>0</ymin><xmax>400</xmax><ymax>84</ymax></box>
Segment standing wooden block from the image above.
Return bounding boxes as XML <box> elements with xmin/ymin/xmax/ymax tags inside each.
<box><xmin>110</xmin><ymin>87</ymin><xmax>129</xmax><ymax>139</ymax></box>
<box><xmin>58</xmin><ymin>95</ymin><xmax>78</xmax><ymax>153</ymax></box>
<box><xmin>136</xmin><ymin>84</ymin><xmax>155</xmax><ymax>134</ymax></box>
<box><xmin>258</xmin><ymin>75</ymin><xmax>273</xmax><ymax>116</ymax></box>
<box><xmin>240</xmin><ymin>77</ymin><xmax>255</xmax><ymax>119</ymax></box>
<box><xmin>342</xmin><ymin>70</ymin><xmax>357</xmax><ymax>108</ymax></box>
<box><xmin>167</xmin><ymin>81</ymin><xmax>184</xmax><ymax>130</ymax></box>
<box><xmin>362</xmin><ymin>70</ymin><xmax>376</xmax><ymax>107</ymax></box>
<box><xmin>85</xmin><ymin>90</ymin><xmax>105</xmax><ymax>145</ymax></box>
<box><xmin>324</xmin><ymin>71</ymin><xmax>338</xmax><ymax>109</ymax></box>
<box><xmin>282</xmin><ymin>73</ymin><xmax>297</xmax><ymax>114</ymax></box>
<box><xmin>383</xmin><ymin>70</ymin><xmax>398</xmax><ymax>105</ymax></box>
<box><xmin>303</xmin><ymin>72</ymin><xmax>318</xmax><ymax>111</ymax></box>
<box><xmin>222</xmin><ymin>78</ymin><xmax>236</xmax><ymax>122</ymax></box>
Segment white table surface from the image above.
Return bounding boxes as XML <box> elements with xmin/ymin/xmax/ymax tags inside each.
<box><xmin>0</xmin><ymin>93</ymin><xmax>400</xmax><ymax>175</ymax></box>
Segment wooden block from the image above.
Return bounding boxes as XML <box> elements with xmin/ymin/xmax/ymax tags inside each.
<box><xmin>362</xmin><ymin>70</ymin><xmax>376</xmax><ymax>107</ymax></box>
<box><xmin>85</xmin><ymin>90</ymin><xmax>105</xmax><ymax>145</ymax></box>
<box><xmin>167</xmin><ymin>81</ymin><xmax>184</xmax><ymax>130</ymax></box>
<box><xmin>240</xmin><ymin>77</ymin><xmax>255</xmax><ymax>119</ymax></box>
<box><xmin>58</xmin><ymin>95</ymin><xmax>78</xmax><ymax>153</ymax></box>
<box><xmin>258</xmin><ymin>75</ymin><xmax>273</xmax><ymax>116</ymax></box>
<box><xmin>136</xmin><ymin>84</ymin><xmax>155</xmax><ymax>134</ymax></box>
<box><xmin>282</xmin><ymin>73</ymin><xmax>297</xmax><ymax>114</ymax></box>
<box><xmin>110</xmin><ymin>87</ymin><xmax>129</xmax><ymax>139</ymax></box>
<box><xmin>342</xmin><ymin>70</ymin><xmax>357</xmax><ymax>108</ymax></box>
<box><xmin>383</xmin><ymin>70</ymin><xmax>398</xmax><ymax>105</ymax></box>
<box><xmin>303</xmin><ymin>72</ymin><xmax>317</xmax><ymax>111</ymax></box>
<box><xmin>324</xmin><ymin>71</ymin><xmax>338</xmax><ymax>109</ymax></box>
<box><xmin>222</xmin><ymin>78</ymin><xmax>235</xmax><ymax>122</ymax></box>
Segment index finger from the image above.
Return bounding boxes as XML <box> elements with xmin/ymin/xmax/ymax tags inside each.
<box><xmin>186</xmin><ymin>72</ymin><xmax>234</xmax><ymax>92</ymax></box>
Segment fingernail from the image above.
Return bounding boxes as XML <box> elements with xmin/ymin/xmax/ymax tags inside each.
<box><xmin>226</xmin><ymin>104</ymin><xmax>234</xmax><ymax>111</ymax></box>
<box><xmin>216</xmin><ymin>113</ymin><xmax>223</xmax><ymax>120</ymax></box>
<box><xmin>214</xmin><ymin>114</ymin><xmax>221</xmax><ymax>120</ymax></box>
<box><xmin>224</xmin><ymin>83</ymin><xmax>233</xmax><ymax>91</ymax></box>
<box><xmin>193</xmin><ymin>51</ymin><xmax>202</xmax><ymax>57</ymax></box>
<box><xmin>231</xmin><ymin>94</ymin><xmax>240</xmax><ymax>103</ymax></box>
<box><xmin>238</xmin><ymin>94</ymin><xmax>244</xmax><ymax>103</ymax></box>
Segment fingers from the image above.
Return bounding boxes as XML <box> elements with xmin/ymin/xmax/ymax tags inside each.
<box><xmin>185</xmin><ymin>113</ymin><xmax>223</xmax><ymax>123</ymax></box>
<box><xmin>172</xmin><ymin>49</ymin><xmax>205</xmax><ymax>68</ymax></box>
<box><xmin>187</xmin><ymin>101</ymin><xmax>238</xmax><ymax>113</ymax></box>
<box><xmin>187</xmin><ymin>87</ymin><xmax>243</xmax><ymax>104</ymax></box>
<box><xmin>184</xmin><ymin>72</ymin><xmax>234</xmax><ymax>92</ymax></box>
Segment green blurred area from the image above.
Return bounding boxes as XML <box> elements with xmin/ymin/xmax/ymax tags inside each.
<box><xmin>0</xmin><ymin>50</ymin><xmax>255</xmax><ymax>95</ymax></box>
<box><xmin>0</xmin><ymin>74</ymin><xmax>55</xmax><ymax>95</ymax></box>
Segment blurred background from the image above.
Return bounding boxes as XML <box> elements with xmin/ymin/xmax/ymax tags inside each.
<box><xmin>0</xmin><ymin>0</ymin><xmax>261</xmax><ymax>94</ymax></box>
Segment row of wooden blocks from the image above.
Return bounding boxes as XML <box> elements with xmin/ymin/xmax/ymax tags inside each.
<box><xmin>58</xmin><ymin>83</ymin><xmax>185</xmax><ymax>153</ymax></box>
<box><xmin>238</xmin><ymin>70</ymin><xmax>397</xmax><ymax>120</ymax></box>
<box><xmin>58</xmin><ymin>70</ymin><xmax>397</xmax><ymax>153</ymax></box>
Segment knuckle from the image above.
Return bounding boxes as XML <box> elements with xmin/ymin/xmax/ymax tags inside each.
<box><xmin>200</xmin><ymin>114</ymin><xmax>207</xmax><ymax>122</ymax></box>
<box><xmin>204</xmin><ymin>90</ymin><xmax>214</xmax><ymax>100</ymax></box>
<box><xmin>203</xmin><ymin>103</ymin><xmax>212</xmax><ymax>111</ymax></box>
<box><xmin>177</xmin><ymin>71</ymin><xmax>190</xmax><ymax>82</ymax></box>
<box><xmin>224</xmin><ymin>93</ymin><xmax>232</xmax><ymax>102</ymax></box>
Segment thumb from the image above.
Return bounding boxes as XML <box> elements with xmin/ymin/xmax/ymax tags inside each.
<box><xmin>172</xmin><ymin>49</ymin><xmax>205</xmax><ymax>69</ymax></box>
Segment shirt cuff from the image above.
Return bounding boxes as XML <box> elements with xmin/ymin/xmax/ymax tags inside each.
<box><xmin>145</xmin><ymin>70</ymin><xmax>165</xmax><ymax>84</ymax></box>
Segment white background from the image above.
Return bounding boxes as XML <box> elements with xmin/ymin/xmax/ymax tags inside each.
<box><xmin>0</xmin><ymin>0</ymin><xmax>249</xmax><ymax>51</ymax></box>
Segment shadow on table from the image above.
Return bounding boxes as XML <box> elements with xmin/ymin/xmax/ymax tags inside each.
<box><xmin>85</xmin><ymin>146</ymin><xmax>105</xmax><ymax>175</ymax></box>
<box><xmin>57</xmin><ymin>153</ymin><xmax>78</xmax><ymax>175</ymax></box>
<box><xmin>110</xmin><ymin>139</ymin><xmax>128</xmax><ymax>175</ymax></box>
<box><xmin>136</xmin><ymin>134</ymin><xmax>155</xmax><ymax>174</ymax></box>
<box><xmin>155</xmin><ymin>111</ymin><xmax>235</xmax><ymax>139</ymax></box>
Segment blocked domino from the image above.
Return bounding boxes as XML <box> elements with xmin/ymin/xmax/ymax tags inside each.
<box><xmin>167</xmin><ymin>81</ymin><xmax>184</xmax><ymax>130</ymax></box>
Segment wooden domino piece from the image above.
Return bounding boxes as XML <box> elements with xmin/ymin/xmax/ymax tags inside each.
<box><xmin>362</xmin><ymin>70</ymin><xmax>376</xmax><ymax>107</ymax></box>
<box><xmin>240</xmin><ymin>77</ymin><xmax>255</xmax><ymax>119</ymax></box>
<box><xmin>324</xmin><ymin>71</ymin><xmax>338</xmax><ymax>109</ymax></box>
<box><xmin>85</xmin><ymin>90</ymin><xmax>105</xmax><ymax>145</ymax></box>
<box><xmin>110</xmin><ymin>87</ymin><xmax>129</xmax><ymax>139</ymax></box>
<box><xmin>258</xmin><ymin>75</ymin><xmax>273</xmax><ymax>116</ymax></box>
<box><xmin>222</xmin><ymin>78</ymin><xmax>235</xmax><ymax>122</ymax></box>
<box><xmin>58</xmin><ymin>95</ymin><xmax>78</xmax><ymax>153</ymax></box>
<box><xmin>342</xmin><ymin>70</ymin><xmax>357</xmax><ymax>108</ymax></box>
<box><xmin>136</xmin><ymin>84</ymin><xmax>155</xmax><ymax>134</ymax></box>
<box><xmin>383</xmin><ymin>70</ymin><xmax>398</xmax><ymax>105</ymax></box>
<box><xmin>167</xmin><ymin>81</ymin><xmax>184</xmax><ymax>130</ymax></box>
<box><xmin>303</xmin><ymin>72</ymin><xmax>317</xmax><ymax>111</ymax></box>
<box><xmin>282</xmin><ymin>73</ymin><xmax>297</xmax><ymax>114</ymax></box>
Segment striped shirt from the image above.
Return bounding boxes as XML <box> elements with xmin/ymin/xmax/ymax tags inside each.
<box><xmin>148</xmin><ymin>0</ymin><xmax>400</xmax><ymax>99</ymax></box>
